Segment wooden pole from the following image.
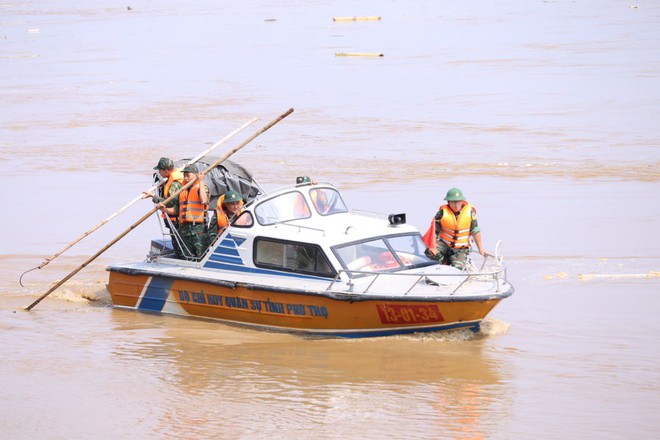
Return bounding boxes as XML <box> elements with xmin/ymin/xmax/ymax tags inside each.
<box><xmin>19</xmin><ymin>117</ymin><xmax>258</xmax><ymax>285</ymax></box>
<box><xmin>25</xmin><ymin>108</ymin><xmax>293</xmax><ymax>311</ymax></box>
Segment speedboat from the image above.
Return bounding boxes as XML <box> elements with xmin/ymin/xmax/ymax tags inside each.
<box><xmin>107</xmin><ymin>175</ymin><xmax>514</xmax><ymax>338</ymax></box>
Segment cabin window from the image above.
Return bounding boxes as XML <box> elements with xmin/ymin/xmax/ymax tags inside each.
<box><xmin>254</xmin><ymin>238</ymin><xmax>336</xmax><ymax>278</ymax></box>
<box><xmin>387</xmin><ymin>234</ymin><xmax>431</xmax><ymax>265</ymax></box>
<box><xmin>333</xmin><ymin>233</ymin><xmax>435</xmax><ymax>277</ymax></box>
<box><xmin>232</xmin><ymin>211</ymin><xmax>253</xmax><ymax>227</ymax></box>
<box><xmin>310</xmin><ymin>188</ymin><xmax>348</xmax><ymax>216</ymax></box>
<box><xmin>254</xmin><ymin>191</ymin><xmax>311</xmax><ymax>225</ymax></box>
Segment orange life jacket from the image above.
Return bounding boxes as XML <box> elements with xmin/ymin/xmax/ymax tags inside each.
<box><xmin>164</xmin><ymin>168</ymin><xmax>184</xmax><ymax>198</ymax></box>
<box><xmin>215</xmin><ymin>194</ymin><xmax>244</xmax><ymax>230</ymax></box>
<box><xmin>438</xmin><ymin>202</ymin><xmax>475</xmax><ymax>249</ymax></box>
<box><xmin>422</xmin><ymin>202</ymin><xmax>476</xmax><ymax>253</ymax></box>
<box><xmin>162</xmin><ymin>168</ymin><xmax>184</xmax><ymax>222</ymax></box>
<box><xmin>178</xmin><ymin>182</ymin><xmax>206</xmax><ymax>224</ymax></box>
<box><xmin>310</xmin><ymin>190</ymin><xmax>329</xmax><ymax>213</ymax></box>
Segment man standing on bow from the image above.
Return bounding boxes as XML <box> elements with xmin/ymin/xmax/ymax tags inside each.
<box><xmin>422</xmin><ymin>188</ymin><xmax>487</xmax><ymax>270</ymax></box>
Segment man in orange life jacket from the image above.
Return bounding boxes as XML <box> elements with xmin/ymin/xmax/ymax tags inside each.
<box><xmin>206</xmin><ymin>190</ymin><xmax>244</xmax><ymax>245</ymax></box>
<box><xmin>422</xmin><ymin>188</ymin><xmax>487</xmax><ymax>270</ymax></box>
<box><xmin>158</xmin><ymin>164</ymin><xmax>209</xmax><ymax>260</ymax></box>
<box><xmin>295</xmin><ymin>176</ymin><xmax>332</xmax><ymax>215</ymax></box>
<box><xmin>145</xmin><ymin>157</ymin><xmax>185</xmax><ymax>257</ymax></box>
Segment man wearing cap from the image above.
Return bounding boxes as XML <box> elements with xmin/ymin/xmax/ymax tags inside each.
<box><xmin>159</xmin><ymin>164</ymin><xmax>209</xmax><ymax>260</ymax></box>
<box><xmin>422</xmin><ymin>188</ymin><xmax>487</xmax><ymax>270</ymax></box>
<box><xmin>207</xmin><ymin>190</ymin><xmax>244</xmax><ymax>246</ymax></box>
<box><xmin>145</xmin><ymin>157</ymin><xmax>185</xmax><ymax>257</ymax></box>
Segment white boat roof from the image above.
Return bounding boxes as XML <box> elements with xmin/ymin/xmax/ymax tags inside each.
<box><xmin>240</xmin><ymin>182</ymin><xmax>416</xmax><ymax>245</ymax></box>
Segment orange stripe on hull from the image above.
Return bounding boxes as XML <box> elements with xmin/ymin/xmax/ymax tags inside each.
<box><xmin>107</xmin><ymin>271</ymin><xmax>502</xmax><ymax>336</ymax></box>
<box><xmin>107</xmin><ymin>272</ymin><xmax>149</xmax><ymax>308</ymax></box>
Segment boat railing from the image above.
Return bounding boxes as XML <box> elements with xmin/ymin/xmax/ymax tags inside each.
<box><xmin>326</xmin><ymin>258</ymin><xmax>507</xmax><ymax>296</ymax></box>
<box><xmin>271</xmin><ymin>221</ymin><xmax>326</xmax><ymax>236</ymax></box>
<box><xmin>349</xmin><ymin>209</ymin><xmax>387</xmax><ymax>219</ymax></box>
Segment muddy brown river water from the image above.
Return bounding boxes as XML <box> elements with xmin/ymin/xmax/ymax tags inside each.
<box><xmin>2</xmin><ymin>1</ymin><xmax>659</xmax><ymax>439</ymax></box>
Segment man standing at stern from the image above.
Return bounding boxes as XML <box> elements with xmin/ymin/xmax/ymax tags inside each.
<box><xmin>145</xmin><ymin>157</ymin><xmax>184</xmax><ymax>258</ymax></box>
<box><xmin>422</xmin><ymin>188</ymin><xmax>487</xmax><ymax>270</ymax></box>
<box><xmin>158</xmin><ymin>164</ymin><xmax>209</xmax><ymax>260</ymax></box>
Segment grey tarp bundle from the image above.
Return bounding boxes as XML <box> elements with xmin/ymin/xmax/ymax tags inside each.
<box><xmin>173</xmin><ymin>157</ymin><xmax>262</xmax><ymax>210</ymax></box>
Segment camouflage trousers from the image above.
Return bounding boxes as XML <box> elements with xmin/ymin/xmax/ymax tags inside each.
<box><xmin>434</xmin><ymin>241</ymin><xmax>470</xmax><ymax>270</ymax></box>
<box><xmin>178</xmin><ymin>222</ymin><xmax>207</xmax><ymax>260</ymax></box>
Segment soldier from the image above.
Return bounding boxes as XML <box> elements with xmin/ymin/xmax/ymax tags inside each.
<box><xmin>159</xmin><ymin>164</ymin><xmax>208</xmax><ymax>260</ymax></box>
<box><xmin>206</xmin><ymin>190</ymin><xmax>245</xmax><ymax>247</ymax></box>
<box><xmin>146</xmin><ymin>157</ymin><xmax>184</xmax><ymax>257</ymax></box>
<box><xmin>215</xmin><ymin>190</ymin><xmax>244</xmax><ymax>233</ymax></box>
<box><xmin>422</xmin><ymin>188</ymin><xmax>487</xmax><ymax>270</ymax></box>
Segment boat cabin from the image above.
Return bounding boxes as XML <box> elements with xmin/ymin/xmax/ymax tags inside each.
<box><xmin>152</xmin><ymin>182</ymin><xmax>438</xmax><ymax>283</ymax></box>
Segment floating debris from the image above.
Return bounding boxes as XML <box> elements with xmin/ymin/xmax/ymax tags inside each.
<box><xmin>335</xmin><ymin>52</ymin><xmax>384</xmax><ymax>57</ymax></box>
<box><xmin>578</xmin><ymin>271</ymin><xmax>659</xmax><ymax>280</ymax></box>
<box><xmin>333</xmin><ymin>16</ymin><xmax>381</xmax><ymax>22</ymax></box>
<box><xmin>545</xmin><ymin>271</ymin><xmax>659</xmax><ymax>280</ymax></box>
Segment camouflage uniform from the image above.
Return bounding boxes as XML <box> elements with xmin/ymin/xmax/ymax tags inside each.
<box><xmin>151</xmin><ymin>180</ymin><xmax>182</xmax><ymax>206</ymax></box>
<box><xmin>177</xmin><ymin>183</ymin><xmax>209</xmax><ymax>260</ymax></box>
<box><xmin>179</xmin><ymin>222</ymin><xmax>207</xmax><ymax>259</ymax></box>
<box><xmin>428</xmin><ymin>209</ymin><xmax>480</xmax><ymax>271</ymax></box>
<box><xmin>159</xmin><ymin>180</ymin><xmax>184</xmax><ymax>259</ymax></box>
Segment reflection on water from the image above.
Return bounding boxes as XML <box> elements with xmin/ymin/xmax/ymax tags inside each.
<box><xmin>107</xmin><ymin>310</ymin><xmax>511</xmax><ymax>438</ymax></box>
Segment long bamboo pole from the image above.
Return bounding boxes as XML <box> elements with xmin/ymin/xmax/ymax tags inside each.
<box><xmin>25</xmin><ymin>108</ymin><xmax>293</xmax><ymax>311</ymax></box>
<box><xmin>19</xmin><ymin>117</ymin><xmax>259</xmax><ymax>286</ymax></box>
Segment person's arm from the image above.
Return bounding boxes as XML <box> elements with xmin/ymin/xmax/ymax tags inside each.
<box><xmin>161</xmin><ymin>181</ymin><xmax>182</xmax><ymax>207</ymax></box>
<box><xmin>158</xmin><ymin>203</ymin><xmax>175</xmax><ymax>217</ymax></box>
<box><xmin>472</xmin><ymin>231</ymin><xmax>487</xmax><ymax>256</ymax></box>
<box><xmin>434</xmin><ymin>210</ymin><xmax>443</xmax><ymax>235</ymax></box>
<box><xmin>158</xmin><ymin>186</ymin><xmax>180</xmax><ymax>217</ymax></box>
<box><xmin>198</xmin><ymin>174</ymin><xmax>209</xmax><ymax>205</ymax></box>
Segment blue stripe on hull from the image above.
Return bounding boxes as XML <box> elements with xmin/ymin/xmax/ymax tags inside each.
<box><xmin>215</xmin><ymin>246</ymin><xmax>240</xmax><ymax>257</ymax></box>
<box><xmin>139</xmin><ymin>277</ymin><xmax>174</xmax><ymax>312</ymax></box>
<box><xmin>325</xmin><ymin>321</ymin><xmax>481</xmax><ymax>338</ymax></box>
<box><xmin>208</xmin><ymin>254</ymin><xmax>244</xmax><ymax>264</ymax></box>
<box><xmin>193</xmin><ymin>316</ymin><xmax>481</xmax><ymax>339</ymax></box>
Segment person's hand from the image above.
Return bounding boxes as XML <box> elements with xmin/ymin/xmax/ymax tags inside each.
<box><xmin>479</xmin><ymin>248</ymin><xmax>488</xmax><ymax>257</ymax></box>
<box><xmin>142</xmin><ymin>191</ymin><xmax>153</xmax><ymax>199</ymax></box>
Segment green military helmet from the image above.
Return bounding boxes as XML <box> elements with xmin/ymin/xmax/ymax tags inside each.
<box><xmin>153</xmin><ymin>157</ymin><xmax>174</xmax><ymax>170</ymax></box>
<box><xmin>444</xmin><ymin>187</ymin><xmax>466</xmax><ymax>201</ymax></box>
<box><xmin>223</xmin><ymin>190</ymin><xmax>243</xmax><ymax>203</ymax></box>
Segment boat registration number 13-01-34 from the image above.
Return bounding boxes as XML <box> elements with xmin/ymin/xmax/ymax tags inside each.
<box><xmin>376</xmin><ymin>304</ymin><xmax>445</xmax><ymax>325</ymax></box>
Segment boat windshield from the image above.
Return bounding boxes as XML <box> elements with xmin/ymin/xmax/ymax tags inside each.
<box><xmin>255</xmin><ymin>191</ymin><xmax>311</xmax><ymax>225</ymax></box>
<box><xmin>254</xmin><ymin>188</ymin><xmax>349</xmax><ymax>225</ymax></box>
<box><xmin>333</xmin><ymin>233</ymin><xmax>435</xmax><ymax>277</ymax></box>
<box><xmin>309</xmin><ymin>188</ymin><xmax>348</xmax><ymax>216</ymax></box>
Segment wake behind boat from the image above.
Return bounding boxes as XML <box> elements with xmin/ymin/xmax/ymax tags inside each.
<box><xmin>107</xmin><ymin>173</ymin><xmax>514</xmax><ymax>338</ymax></box>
